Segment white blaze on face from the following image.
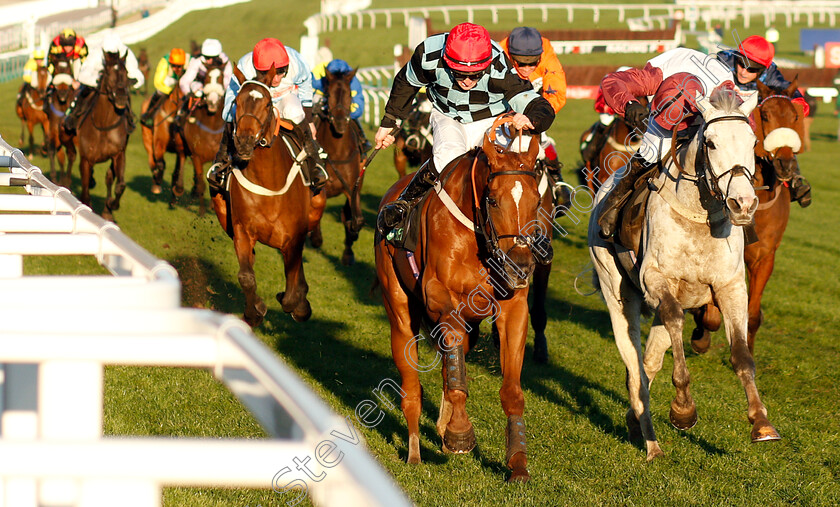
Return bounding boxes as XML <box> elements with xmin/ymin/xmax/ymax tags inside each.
<box><xmin>511</xmin><ymin>181</ymin><xmax>523</xmax><ymax>228</ymax></box>
<box><xmin>249</xmin><ymin>90</ymin><xmax>263</xmax><ymax>100</ymax></box>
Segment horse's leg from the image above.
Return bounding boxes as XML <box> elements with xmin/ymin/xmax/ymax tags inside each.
<box><xmin>109</xmin><ymin>151</ymin><xmax>127</xmax><ymax>213</ymax></box>
<box><xmin>746</xmin><ymin>253</ymin><xmax>775</xmax><ymax>353</ymax></box>
<box><xmin>636</xmin><ymin>320</ymin><xmax>672</xmax><ymax>440</ymax></box>
<box><xmin>233</xmin><ymin>227</ymin><xmax>266</xmax><ymax>327</ymax></box>
<box><xmin>64</xmin><ymin>141</ymin><xmax>77</xmax><ymax>189</ymax></box>
<box><xmin>378</xmin><ymin>247</ymin><xmax>423</xmax><ymax>463</ymax></box>
<box><xmin>171</xmin><ymin>152</ymin><xmax>185</xmax><ymax>200</ymax></box>
<box><xmin>18</xmin><ymin>118</ymin><xmax>25</xmax><ymax>148</ymax></box>
<box><xmin>529</xmin><ymin>262</ymin><xmax>550</xmax><ymax>364</ymax></box>
<box><xmin>715</xmin><ymin>280</ymin><xmax>781</xmax><ymax>443</ymax></box>
<box><xmin>78</xmin><ymin>157</ymin><xmax>92</xmax><ymax>206</ymax></box>
<box><xmin>191</xmin><ymin>156</ymin><xmax>206</xmax><ymax>215</ymax></box>
<box><xmin>340</xmin><ymin>199</ymin><xmax>359</xmax><ymax>266</ymax></box>
<box><xmin>277</xmin><ymin>234</ymin><xmax>312</xmax><ymax>322</ymax></box>
<box><xmin>495</xmin><ymin>299</ymin><xmax>531</xmax><ymax>482</ymax></box>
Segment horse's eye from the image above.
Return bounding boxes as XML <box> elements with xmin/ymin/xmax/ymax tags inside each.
<box><xmin>487</xmin><ymin>196</ymin><xmax>499</xmax><ymax>208</ymax></box>
<box><xmin>705</xmin><ymin>140</ymin><xmax>716</xmax><ymax>150</ymax></box>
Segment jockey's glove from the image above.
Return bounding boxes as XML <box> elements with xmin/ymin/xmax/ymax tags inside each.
<box><xmin>624</xmin><ymin>101</ymin><xmax>650</xmax><ymax>133</ymax></box>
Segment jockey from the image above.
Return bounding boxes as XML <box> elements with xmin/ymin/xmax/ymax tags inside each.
<box><xmin>500</xmin><ymin>26</ymin><xmax>568</xmax><ymax>195</ymax></box>
<box><xmin>375</xmin><ymin>22</ymin><xmax>555</xmax><ymax>233</ymax></box>
<box><xmin>596</xmin><ymin>47</ymin><xmax>737</xmax><ymax>239</ymax></box>
<box><xmin>16</xmin><ymin>49</ymin><xmax>48</xmax><ymax>109</ymax></box>
<box><xmin>208</xmin><ymin>37</ymin><xmax>328</xmax><ymax>195</ymax></box>
<box><xmin>47</xmin><ymin>28</ymin><xmax>88</xmax><ymax>78</ymax></box>
<box><xmin>63</xmin><ymin>32</ymin><xmax>145</xmax><ymax>135</ymax></box>
<box><xmin>140</xmin><ymin>48</ymin><xmax>188</xmax><ymax>128</ymax></box>
<box><xmin>579</xmin><ymin>66</ymin><xmax>632</xmax><ymax>172</ymax></box>
<box><xmin>312</xmin><ymin>58</ymin><xmax>372</xmax><ymax>153</ymax></box>
<box><xmin>716</xmin><ymin>35</ymin><xmax>811</xmax><ymax>207</ymax></box>
<box><xmin>176</xmin><ymin>38</ymin><xmax>233</xmax><ymax>124</ymax></box>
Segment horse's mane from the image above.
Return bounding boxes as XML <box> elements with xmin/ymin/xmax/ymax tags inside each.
<box><xmin>709</xmin><ymin>87</ymin><xmax>744</xmax><ymax>114</ymax></box>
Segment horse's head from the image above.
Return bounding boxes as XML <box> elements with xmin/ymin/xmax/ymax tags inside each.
<box><xmin>323</xmin><ymin>68</ymin><xmax>355</xmax><ymax>134</ymax></box>
<box><xmin>478</xmin><ymin>119</ymin><xmax>543</xmax><ymax>289</ymax></box>
<box><xmin>754</xmin><ymin>79</ymin><xmax>804</xmax><ymax>182</ymax></box>
<box><xmin>101</xmin><ymin>51</ymin><xmax>130</xmax><ymax>110</ymax></box>
<box><xmin>202</xmin><ymin>67</ymin><xmax>225</xmax><ymax>114</ymax></box>
<box><xmin>233</xmin><ymin>78</ymin><xmax>275</xmax><ymax>160</ymax></box>
<box><xmin>36</xmin><ymin>66</ymin><xmax>50</xmax><ymax>95</ymax></box>
<box><xmin>51</xmin><ymin>72</ymin><xmax>74</xmax><ymax>104</ymax></box>
<box><xmin>697</xmin><ymin>88</ymin><xmax>759</xmax><ymax>226</ymax></box>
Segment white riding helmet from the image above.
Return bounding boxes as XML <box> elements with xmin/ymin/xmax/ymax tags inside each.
<box><xmin>201</xmin><ymin>38</ymin><xmax>222</xmax><ymax>58</ymax></box>
<box><xmin>102</xmin><ymin>32</ymin><xmax>123</xmax><ymax>54</ymax></box>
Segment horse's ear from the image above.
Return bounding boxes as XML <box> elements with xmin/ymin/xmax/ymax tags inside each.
<box><xmin>482</xmin><ymin>131</ymin><xmax>500</xmax><ymax>166</ymax></box>
<box><xmin>325</xmin><ymin>68</ymin><xmax>334</xmax><ymax>82</ymax></box>
<box><xmin>739</xmin><ymin>90</ymin><xmax>759</xmax><ymax>116</ymax></box>
<box><xmin>697</xmin><ymin>91</ymin><xmax>713</xmax><ymax>120</ymax></box>
<box><xmin>756</xmin><ymin>79</ymin><xmax>772</xmax><ymax>100</ymax></box>
<box><xmin>233</xmin><ymin>66</ymin><xmax>246</xmax><ymax>85</ymax></box>
<box><xmin>347</xmin><ymin>68</ymin><xmax>357</xmax><ymax>81</ymax></box>
<box><xmin>784</xmin><ymin>76</ymin><xmax>799</xmax><ymax>97</ymax></box>
<box><xmin>791</xmin><ymin>98</ymin><xmax>807</xmax><ymax>154</ymax></box>
<box><xmin>525</xmin><ymin>133</ymin><xmax>540</xmax><ymax>166</ymax></box>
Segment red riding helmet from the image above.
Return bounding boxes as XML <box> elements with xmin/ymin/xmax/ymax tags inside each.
<box><xmin>738</xmin><ymin>35</ymin><xmax>774</xmax><ymax>69</ymax></box>
<box><xmin>443</xmin><ymin>23</ymin><xmax>492</xmax><ymax>73</ymax></box>
<box><xmin>253</xmin><ymin>38</ymin><xmax>289</xmax><ymax>71</ymax></box>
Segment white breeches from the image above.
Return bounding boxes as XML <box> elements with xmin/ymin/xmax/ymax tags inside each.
<box><xmin>429</xmin><ymin>108</ymin><xmax>496</xmax><ymax>173</ymax></box>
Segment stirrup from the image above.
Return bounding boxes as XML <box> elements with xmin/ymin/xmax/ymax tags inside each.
<box><xmin>206</xmin><ymin>162</ymin><xmax>230</xmax><ymax>192</ymax></box>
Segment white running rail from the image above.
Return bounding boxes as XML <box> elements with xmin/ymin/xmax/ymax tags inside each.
<box><xmin>0</xmin><ymin>138</ymin><xmax>410</xmax><ymax>507</ymax></box>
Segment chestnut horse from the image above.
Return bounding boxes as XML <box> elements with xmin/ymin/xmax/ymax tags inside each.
<box><xmin>180</xmin><ymin>65</ymin><xmax>226</xmax><ymax>215</ymax></box>
<box><xmin>141</xmin><ymin>85</ymin><xmax>185</xmax><ymax>201</ymax></box>
<box><xmin>393</xmin><ymin>94</ymin><xmax>432</xmax><ymax>179</ymax></box>
<box><xmin>578</xmin><ymin>98</ymin><xmax>647</xmax><ymax>195</ymax></box>
<box><xmin>211</xmin><ymin>70</ymin><xmax>326</xmax><ymax>326</ymax></box>
<box><xmin>690</xmin><ymin>79</ymin><xmax>805</xmax><ymax>354</ymax></box>
<box><xmin>376</xmin><ymin>117</ymin><xmax>544</xmax><ymax>482</ymax></box>
<box><xmin>311</xmin><ymin>67</ymin><xmax>364</xmax><ymax>265</ymax></box>
<box><xmin>16</xmin><ymin>65</ymin><xmax>51</xmax><ymax>158</ymax></box>
<box><xmin>75</xmin><ymin>51</ymin><xmax>132</xmax><ymax>221</ymax></box>
<box><xmin>44</xmin><ymin>61</ymin><xmax>77</xmax><ymax>186</ymax></box>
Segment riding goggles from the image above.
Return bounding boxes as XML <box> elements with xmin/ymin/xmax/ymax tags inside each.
<box><xmin>450</xmin><ymin>68</ymin><xmax>486</xmax><ymax>81</ymax></box>
<box><xmin>512</xmin><ymin>55</ymin><xmax>541</xmax><ymax>67</ymax></box>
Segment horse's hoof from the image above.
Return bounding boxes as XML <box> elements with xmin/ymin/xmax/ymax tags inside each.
<box><xmin>690</xmin><ymin>328</ymin><xmax>711</xmax><ymax>354</ymax></box>
<box><xmin>151</xmin><ymin>183</ymin><xmax>162</xmax><ymax>195</ymax></box>
<box><xmin>443</xmin><ymin>426</ymin><xmax>476</xmax><ymax>454</ymax></box>
<box><xmin>751</xmin><ymin>422</ymin><xmax>781</xmax><ymax>443</ymax></box>
<box><xmin>309</xmin><ymin>231</ymin><xmax>323</xmax><ymax>249</ymax></box>
<box><xmin>341</xmin><ymin>251</ymin><xmax>355</xmax><ymax>266</ymax></box>
<box><xmin>669</xmin><ymin>403</ymin><xmax>698</xmax><ymax>431</ymax></box>
<box><xmin>101</xmin><ymin>210</ymin><xmax>114</xmax><ymax>222</ymax></box>
<box><xmin>291</xmin><ymin>300</ymin><xmax>312</xmax><ymax>322</ymax></box>
<box><xmin>532</xmin><ymin>340</ymin><xmax>548</xmax><ymax>364</ymax></box>
<box><xmin>507</xmin><ymin>468</ymin><xmax>530</xmax><ymax>483</ymax></box>
<box><xmin>172</xmin><ymin>185</ymin><xmax>184</xmax><ymax>197</ymax></box>
<box><xmin>645</xmin><ymin>444</ymin><xmax>665</xmax><ymax>462</ymax></box>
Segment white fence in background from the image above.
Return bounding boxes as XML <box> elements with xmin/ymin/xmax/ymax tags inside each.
<box><xmin>0</xmin><ymin>137</ymin><xmax>410</xmax><ymax>507</ymax></box>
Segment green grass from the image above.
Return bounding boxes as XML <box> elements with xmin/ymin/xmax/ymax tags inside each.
<box><xmin>4</xmin><ymin>0</ymin><xmax>840</xmax><ymax>505</ymax></box>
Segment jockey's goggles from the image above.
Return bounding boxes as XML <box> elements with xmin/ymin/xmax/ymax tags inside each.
<box><xmin>450</xmin><ymin>67</ymin><xmax>486</xmax><ymax>81</ymax></box>
<box><xmin>512</xmin><ymin>55</ymin><xmax>541</xmax><ymax>67</ymax></box>
<box><xmin>736</xmin><ymin>57</ymin><xmax>765</xmax><ymax>74</ymax></box>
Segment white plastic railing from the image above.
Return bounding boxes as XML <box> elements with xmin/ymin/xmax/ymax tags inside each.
<box><xmin>0</xmin><ymin>137</ymin><xmax>410</xmax><ymax>507</ymax></box>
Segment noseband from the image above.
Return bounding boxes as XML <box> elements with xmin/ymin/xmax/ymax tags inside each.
<box><xmin>698</xmin><ymin>115</ymin><xmax>755</xmax><ymax>200</ymax></box>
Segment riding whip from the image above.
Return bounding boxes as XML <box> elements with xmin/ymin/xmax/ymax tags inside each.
<box><xmin>350</xmin><ymin>126</ymin><xmax>401</xmax><ymax>207</ymax></box>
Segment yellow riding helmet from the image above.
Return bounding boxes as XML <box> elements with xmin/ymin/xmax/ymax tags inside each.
<box><xmin>32</xmin><ymin>49</ymin><xmax>46</xmax><ymax>60</ymax></box>
<box><xmin>59</xmin><ymin>28</ymin><xmax>77</xmax><ymax>45</ymax></box>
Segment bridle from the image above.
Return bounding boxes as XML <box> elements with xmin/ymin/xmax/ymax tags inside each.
<box><xmin>697</xmin><ymin>115</ymin><xmax>755</xmax><ymax>201</ymax></box>
<box><xmin>473</xmin><ymin>117</ymin><xmax>544</xmax><ymax>271</ymax></box>
<box><xmin>234</xmin><ymin>80</ymin><xmax>275</xmax><ymax>148</ymax></box>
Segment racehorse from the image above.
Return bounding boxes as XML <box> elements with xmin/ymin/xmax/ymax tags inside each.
<box><xmin>180</xmin><ymin>64</ymin><xmax>226</xmax><ymax>215</ymax></box>
<box><xmin>589</xmin><ymin>88</ymin><xmax>780</xmax><ymax>461</ymax></box>
<box><xmin>44</xmin><ymin>61</ymin><xmax>77</xmax><ymax>186</ymax></box>
<box><xmin>393</xmin><ymin>94</ymin><xmax>432</xmax><ymax>179</ymax></box>
<box><xmin>375</xmin><ymin>116</ymin><xmax>544</xmax><ymax>482</ymax></box>
<box><xmin>15</xmin><ymin>65</ymin><xmax>51</xmax><ymax>158</ymax></box>
<box><xmin>137</xmin><ymin>48</ymin><xmax>150</xmax><ymax>95</ymax></box>
<box><xmin>210</xmin><ymin>69</ymin><xmax>326</xmax><ymax>326</ymax></box>
<box><xmin>311</xmin><ymin>67</ymin><xmax>364</xmax><ymax>265</ymax></box>
<box><xmin>578</xmin><ymin>98</ymin><xmax>647</xmax><ymax>195</ymax></box>
<box><xmin>75</xmin><ymin>51</ymin><xmax>133</xmax><ymax>221</ymax></box>
<box><xmin>140</xmin><ymin>84</ymin><xmax>185</xmax><ymax>203</ymax></box>
<box><xmin>690</xmin><ymin>79</ymin><xmax>805</xmax><ymax>354</ymax></box>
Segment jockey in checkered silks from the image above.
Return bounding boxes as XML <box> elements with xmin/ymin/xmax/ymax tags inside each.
<box><xmin>374</xmin><ymin>22</ymin><xmax>555</xmax><ymax>233</ymax></box>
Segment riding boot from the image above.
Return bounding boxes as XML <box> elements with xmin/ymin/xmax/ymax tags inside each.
<box><xmin>379</xmin><ymin>159</ymin><xmax>437</xmax><ymax>232</ymax></box>
<box><xmin>352</xmin><ymin>117</ymin><xmax>373</xmax><ymax>153</ymax></box>
<box><xmin>544</xmin><ymin>158</ymin><xmax>571</xmax><ymax>209</ymax></box>
<box><xmin>789</xmin><ymin>173</ymin><xmax>812</xmax><ymax>208</ymax></box>
<box><xmin>140</xmin><ymin>91</ymin><xmax>166</xmax><ymax>128</ymax></box>
<box><xmin>63</xmin><ymin>85</ymin><xmax>95</xmax><ymax>134</ymax></box>
<box><xmin>207</xmin><ymin>121</ymin><xmax>235</xmax><ymax>196</ymax></box>
<box><xmin>580</xmin><ymin>120</ymin><xmax>609</xmax><ymax>167</ymax></box>
<box><xmin>597</xmin><ymin>156</ymin><xmax>651</xmax><ymax>240</ymax></box>
<box><xmin>297</xmin><ymin>123</ymin><xmax>329</xmax><ymax>195</ymax></box>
